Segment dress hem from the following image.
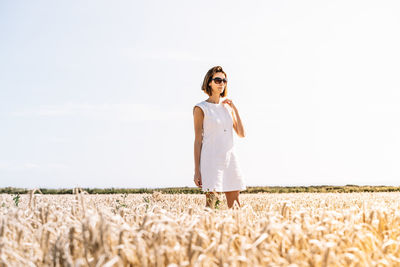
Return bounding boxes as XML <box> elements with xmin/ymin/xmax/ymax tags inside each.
<box><xmin>201</xmin><ymin>187</ymin><xmax>247</xmax><ymax>193</ymax></box>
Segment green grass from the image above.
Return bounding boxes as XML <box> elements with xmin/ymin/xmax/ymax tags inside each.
<box><xmin>1</xmin><ymin>185</ymin><xmax>400</xmax><ymax>194</ymax></box>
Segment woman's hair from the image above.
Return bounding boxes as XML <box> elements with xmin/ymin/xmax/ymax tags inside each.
<box><xmin>201</xmin><ymin>66</ymin><xmax>228</xmax><ymax>97</ymax></box>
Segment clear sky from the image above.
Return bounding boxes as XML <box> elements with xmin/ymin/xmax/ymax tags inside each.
<box><xmin>1</xmin><ymin>0</ymin><xmax>400</xmax><ymax>189</ymax></box>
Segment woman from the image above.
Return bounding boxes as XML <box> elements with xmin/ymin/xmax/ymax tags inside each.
<box><xmin>193</xmin><ymin>66</ymin><xmax>246</xmax><ymax>209</ymax></box>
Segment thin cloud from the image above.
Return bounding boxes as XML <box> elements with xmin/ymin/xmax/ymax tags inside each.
<box><xmin>9</xmin><ymin>103</ymin><xmax>191</xmax><ymax>122</ymax></box>
<box><xmin>0</xmin><ymin>162</ymin><xmax>10</xmax><ymax>170</ymax></box>
<box><xmin>24</xmin><ymin>163</ymin><xmax>40</xmax><ymax>169</ymax></box>
<box><xmin>0</xmin><ymin>162</ymin><xmax>68</xmax><ymax>171</ymax></box>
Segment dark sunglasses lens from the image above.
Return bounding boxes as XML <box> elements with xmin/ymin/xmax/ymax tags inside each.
<box><xmin>214</xmin><ymin>78</ymin><xmax>226</xmax><ymax>84</ymax></box>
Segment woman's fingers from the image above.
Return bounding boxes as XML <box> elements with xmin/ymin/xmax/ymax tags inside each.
<box><xmin>223</xmin><ymin>99</ymin><xmax>232</xmax><ymax>105</ymax></box>
<box><xmin>194</xmin><ymin>178</ymin><xmax>202</xmax><ymax>188</ymax></box>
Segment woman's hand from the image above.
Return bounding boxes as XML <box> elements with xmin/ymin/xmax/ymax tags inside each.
<box><xmin>222</xmin><ymin>98</ymin><xmax>236</xmax><ymax>109</ymax></box>
<box><xmin>194</xmin><ymin>171</ymin><xmax>202</xmax><ymax>189</ymax></box>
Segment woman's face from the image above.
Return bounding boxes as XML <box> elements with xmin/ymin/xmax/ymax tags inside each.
<box><xmin>208</xmin><ymin>72</ymin><xmax>226</xmax><ymax>96</ymax></box>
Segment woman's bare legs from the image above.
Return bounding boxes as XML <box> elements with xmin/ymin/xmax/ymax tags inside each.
<box><xmin>224</xmin><ymin>191</ymin><xmax>240</xmax><ymax>209</ymax></box>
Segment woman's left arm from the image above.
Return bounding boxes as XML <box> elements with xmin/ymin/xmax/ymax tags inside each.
<box><xmin>223</xmin><ymin>99</ymin><xmax>246</xmax><ymax>138</ymax></box>
<box><xmin>231</xmin><ymin>105</ymin><xmax>246</xmax><ymax>137</ymax></box>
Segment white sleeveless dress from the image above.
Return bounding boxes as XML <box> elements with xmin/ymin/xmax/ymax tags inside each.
<box><xmin>194</xmin><ymin>100</ymin><xmax>247</xmax><ymax>192</ymax></box>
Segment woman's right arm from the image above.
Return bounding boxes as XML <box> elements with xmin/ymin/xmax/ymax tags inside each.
<box><xmin>193</xmin><ymin>106</ymin><xmax>204</xmax><ymax>174</ymax></box>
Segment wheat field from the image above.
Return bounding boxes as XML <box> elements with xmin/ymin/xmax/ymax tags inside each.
<box><xmin>1</xmin><ymin>191</ymin><xmax>400</xmax><ymax>266</ymax></box>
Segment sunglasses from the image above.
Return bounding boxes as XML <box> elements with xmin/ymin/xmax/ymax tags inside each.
<box><xmin>211</xmin><ymin>77</ymin><xmax>228</xmax><ymax>84</ymax></box>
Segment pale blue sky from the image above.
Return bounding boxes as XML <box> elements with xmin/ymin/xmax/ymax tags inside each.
<box><xmin>1</xmin><ymin>0</ymin><xmax>400</xmax><ymax>188</ymax></box>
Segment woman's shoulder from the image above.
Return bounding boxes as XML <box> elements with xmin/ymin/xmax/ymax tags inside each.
<box><xmin>224</xmin><ymin>103</ymin><xmax>233</xmax><ymax>112</ymax></box>
<box><xmin>193</xmin><ymin>101</ymin><xmax>207</xmax><ymax>115</ymax></box>
<box><xmin>194</xmin><ymin>100</ymin><xmax>207</xmax><ymax>108</ymax></box>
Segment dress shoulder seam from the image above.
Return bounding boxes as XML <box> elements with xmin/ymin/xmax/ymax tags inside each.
<box><xmin>194</xmin><ymin>102</ymin><xmax>206</xmax><ymax>115</ymax></box>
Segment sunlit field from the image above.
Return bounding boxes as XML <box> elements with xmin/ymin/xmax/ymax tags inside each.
<box><xmin>1</xmin><ymin>191</ymin><xmax>400</xmax><ymax>266</ymax></box>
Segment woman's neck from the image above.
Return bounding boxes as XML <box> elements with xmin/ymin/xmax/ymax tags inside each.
<box><xmin>207</xmin><ymin>95</ymin><xmax>221</xmax><ymax>104</ymax></box>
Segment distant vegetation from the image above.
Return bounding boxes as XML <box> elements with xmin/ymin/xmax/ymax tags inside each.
<box><xmin>1</xmin><ymin>185</ymin><xmax>400</xmax><ymax>194</ymax></box>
